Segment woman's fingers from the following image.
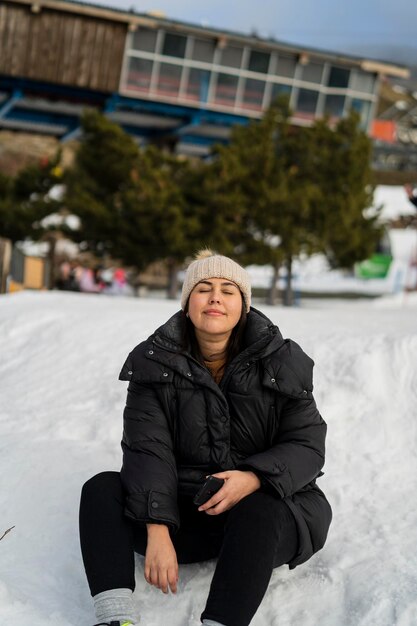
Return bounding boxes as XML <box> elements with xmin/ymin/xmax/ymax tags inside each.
<box><xmin>157</xmin><ymin>567</ymin><xmax>178</xmax><ymax>593</ymax></box>
<box><xmin>204</xmin><ymin>498</ymin><xmax>233</xmax><ymax>515</ymax></box>
<box><xmin>146</xmin><ymin>566</ymin><xmax>168</xmax><ymax>593</ymax></box>
<box><xmin>145</xmin><ymin>562</ymin><xmax>178</xmax><ymax>594</ymax></box>
<box><xmin>145</xmin><ymin>566</ymin><xmax>156</xmax><ymax>586</ymax></box>
<box><xmin>168</xmin><ymin>566</ymin><xmax>178</xmax><ymax>594</ymax></box>
<box><xmin>198</xmin><ymin>492</ymin><xmax>223</xmax><ymax>512</ymax></box>
<box><xmin>199</xmin><ymin>470</ymin><xmax>260</xmax><ymax>514</ymax></box>
<box><xmin>158</xmin><ymin>570</ymin><xmax>169</xmax><ymax>594</ymax></box>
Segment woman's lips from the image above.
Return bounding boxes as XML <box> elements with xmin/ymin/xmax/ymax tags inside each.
<box><xmin>204</xmin><ymin>310</ymin><xmax>225</xmax><ymax>316</ymax></box>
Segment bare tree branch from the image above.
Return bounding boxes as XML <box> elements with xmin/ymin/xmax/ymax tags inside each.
<box><xmin>0</xmin><ymin>526</ymin><xmax>15</xmax><ymax>541</ymax></box>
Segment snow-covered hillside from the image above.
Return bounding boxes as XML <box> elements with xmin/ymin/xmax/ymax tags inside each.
<box><xmin>1</xmin><ymin>291</ymin><xmax>417</xmax><ymax>626</ymax></box>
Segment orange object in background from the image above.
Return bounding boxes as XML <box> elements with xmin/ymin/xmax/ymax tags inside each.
<box><xmin>371</xmin><ymin>120</ymin><xmax>397</xmax><ymax>143</ymax></box>
<box><xmin>8</xmin><ymin>280</ymin><xmax>24</xmax><ymax>293</ymax></box>
<box><xmin>24</xmin><ymin>256</ymin><xmax>45</xmax><ymax>289</ymax></box>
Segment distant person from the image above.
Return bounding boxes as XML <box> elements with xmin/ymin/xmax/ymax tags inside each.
<box><xmin>100</xmin><ymin>266</ymin><xmax>114</xmax><ymax>290</ymax></box>
<box><xmin>405</xmin><ymin>183</ymin><xmax>417</xmax><ymax>209</ymax></box>
<box><xmin>93</xmin><ymin>266</ymin><xmax>106</xmax><ymax>292</ymax></box>
<box><xmin>56</xmin><ymin>261</ymin><xmax>71</xmax><ymax>290</ymax></box>
<box><xmin>69</xmin><ymin>262</ymin><xmax>82</xmax><ymax>291</ymax></box>
<box><xmin>79</xmin><ymin>267</ymin><xmax>100</xmax><ymax>293</ymax></box>
<box><xmin>112</xmin><ymin>267</ymin><xmax>128</xmax><ymax>295</ymax></box>
<box><xmin>56</xmin><ymin>261</ymin><xmax>81</xmax><ymax>291</ymax></box>
<box><xmin>79</xmin><ymin>249</ymin><xmax>332</xmax><ymax>626</ymax></box>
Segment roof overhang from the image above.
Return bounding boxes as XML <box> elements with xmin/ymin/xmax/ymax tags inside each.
<box><xmin>6</xmin><ymin>0</ymin><xmax>410</xmax><ymax>78</ymax></box>
<box><xmin>361</xmin><ymin>60</ymin><xmax>409</xmax><ymax>80</ymax></box>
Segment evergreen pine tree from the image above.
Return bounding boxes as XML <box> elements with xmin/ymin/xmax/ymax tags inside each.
<box><xmin>207</xmin><ymin>101</ymin><xmax>380</xmax><ymax>305</ymax></box>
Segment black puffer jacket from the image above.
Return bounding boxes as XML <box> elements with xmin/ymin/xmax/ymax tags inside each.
<box><xmin>119</xmin><ymin>307</ymin><xmax>332</xmax><ymax>568</ymax></box>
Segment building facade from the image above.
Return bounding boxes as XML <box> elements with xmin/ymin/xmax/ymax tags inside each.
<box><xmin>0</xmin><ymin>0</ymin><xmax>409</xmax><ymax>158</ymax></box>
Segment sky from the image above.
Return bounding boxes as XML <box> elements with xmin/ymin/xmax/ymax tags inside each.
<box><xmin>84</xmin><ymin>0</ymin><xmax>417</xmax><ymax>62</ymax></box>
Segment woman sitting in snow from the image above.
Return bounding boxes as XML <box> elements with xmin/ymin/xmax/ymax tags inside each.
<box><xmin>79</xmin><ymin>249</ymin><xmax>332</xmax><ymax>626</ymax></box>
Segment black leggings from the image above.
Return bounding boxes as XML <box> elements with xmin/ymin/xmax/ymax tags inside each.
<box><xmin>79</xmin><ymin>472</ymin><xmax>298</xmax><ymax>626</ymax></box>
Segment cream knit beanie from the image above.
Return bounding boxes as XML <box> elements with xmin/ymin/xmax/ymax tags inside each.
<box><xmin>181</xmin><ymin>249</ymin><xmax>251</xmax><ymax>312</ymax></box>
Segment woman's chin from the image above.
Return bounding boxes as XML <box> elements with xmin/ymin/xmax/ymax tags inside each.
<box><xmin>196</xmin><ymin>320</ymin><xmax>232</xmax><ymax>336</ymax></box>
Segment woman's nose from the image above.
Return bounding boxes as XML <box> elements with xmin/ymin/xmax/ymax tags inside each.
<box><xmin>209</xmin><ymin>293</ymin><xmax>221</xmax><ymax>303</ymax></box>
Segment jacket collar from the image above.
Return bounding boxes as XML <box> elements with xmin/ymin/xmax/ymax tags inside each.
<box><xmin>121</xmin><ymin>308</ymin><xmax>312</xmax><ymax>401</ymax></box>
<box><xmin>152</xmin><ymin>307</ymin><xmax>284</xmax><ymax>360</ymax></box>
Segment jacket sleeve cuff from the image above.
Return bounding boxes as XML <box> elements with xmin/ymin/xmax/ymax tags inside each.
<box><xmin>236</xmin><ymin>459</ymin><xmax>291</xmax><ymax>497</ymax></box>
<box><xmin>124</xmin><ymin>490</ymin><xmax>180</xmax><ymax>532</ymax></box>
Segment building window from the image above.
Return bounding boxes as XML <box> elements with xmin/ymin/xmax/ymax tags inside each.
<box><xmin>296</xmin><ymin>88</ymin><xmax>319</xmax><ymax>114</ymax></box>
<box><xmin>324</xmin><ymin>94</ymin><xmax>345</xmax><ymax>117</ymax></box>
<box><xmin>300</xmin><ymin>62</ymin><xmax>323</xmax><ymax>84</ymax></box>
<box><xmin>242</xmin><ymin>78</ymin><xmax>265</xmax><ymax>110</ymax></box>
<box><xmin>270</xmin><ymin>83</ymin><xmax>292</xmax><ymax>105</ymax></box>
<box><xmin>131</xmin><ymin>28</ymin><xmax>157</xmax><ymax>53</ymax></box>
<box><xmin>351</xmin><ymin>98</ymin><xmax>371</xmax><ymax>127</ymax></box>
<box><xmin>192</xmin><ymin>38</ymin><xmax>216</xmax><ymax>63</ymax></box>
<box><xmin>351</xmin><ymin>71</ymin><xmax>375</xmax><ymax>94</ymax></box>
<box><xmin>248</xmin><ymin>50</ymin><xmax>270</xmax><ymax>73</ymax></box>
<box><xmin>328</xmin><ymin>66</ymin><xmax>350</xmax><ymax>88</ymax></box>
<box><xmin>219</xmin><ymin>45</ymin><xmax>243</xmax><ymax>69</ymax></box>
<box><xmin>213</xmin><ymin>73</ymin><xmax>239</xmax><ymax>106</ymax></box>
<box><xmin>275</xmin><ymin>54</ymin><xmax>297</xmax><ymax>78</ymax></box>
<box><xmin>162</xmin><ymin>33</ymin><xmax>187</xmax><ymax>58</ymax></box>
<box><xmin>126</xmin><ymin>57</ymin><xmax>153</xmax><ymax>92</ymax></box>
<box><xmin>156</xmin><ymin>63</ymin><xmax>182</xmax><ymax>96</ymax></box>
<box><xmin>184</xmin><ymin>68</ymin><xmax>211</xmax><ymax>102</ymax></box>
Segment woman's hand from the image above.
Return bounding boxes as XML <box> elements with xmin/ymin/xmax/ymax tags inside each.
<box><xmin>198</xmin><ymin>470</ymin><xmax>261</xmax><ymax>515</ymax></box>
<box><xmin>144</xmin><ymin>524</ymin><xmax>178</xmax><ymax>594</ymax></box>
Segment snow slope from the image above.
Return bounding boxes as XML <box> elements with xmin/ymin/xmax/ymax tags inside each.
<box><xmin>1</xmin><ymin>291</ymin><xmax>417</xmax><ymax>626</ymax></box>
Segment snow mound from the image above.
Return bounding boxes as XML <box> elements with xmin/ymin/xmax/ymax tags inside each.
<box><xmin>1</xmin><ymin>292</ymin><xmax>417</xmax><ymax>626</ymax></box>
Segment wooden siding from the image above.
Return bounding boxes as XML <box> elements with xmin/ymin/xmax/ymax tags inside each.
<box><xmin>0</xmin><ymin>3</ymin><xmax>127</xmax><ymax>92</ymax></box>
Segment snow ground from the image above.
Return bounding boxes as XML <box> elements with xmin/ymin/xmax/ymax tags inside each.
<box><xmin>1</xmin><ymin>291</ymin><xmax>417</xmax><ymax>626</ymax></box>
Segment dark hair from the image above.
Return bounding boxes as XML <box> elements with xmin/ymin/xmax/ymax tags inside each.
<box><xmin>181</xmin><ymin>298</ymin><xmax>247</xmax><ymax>368</ymax></box>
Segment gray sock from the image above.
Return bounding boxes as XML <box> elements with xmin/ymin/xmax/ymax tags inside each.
<box><xmin>93</xmin><ymin>588</ymin><xmax>136</xmax><ymax>624</ymax></box>
<box><xmin>202</xmin><ymin>620</ymin><xmax>227</xmax><ymax>626</ymax></box>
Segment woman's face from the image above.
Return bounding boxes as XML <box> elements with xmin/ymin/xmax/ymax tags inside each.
<box><xmin>188</xmin><ymin>278</ymin><xmax>243</xmax><ymax>339</ymax></box>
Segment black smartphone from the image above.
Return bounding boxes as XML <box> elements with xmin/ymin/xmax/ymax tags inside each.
<box><xmin>193</xmin><ymin>476</ymin><xmax>225</xmax><ymax>506</ymax></box>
